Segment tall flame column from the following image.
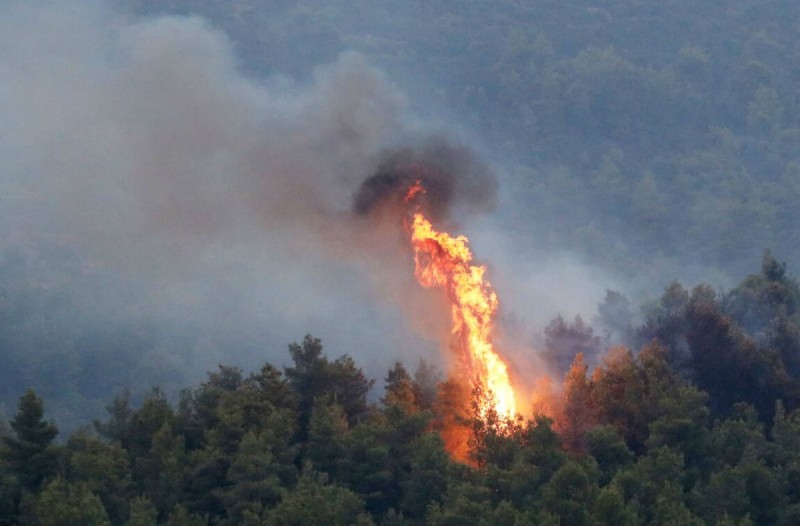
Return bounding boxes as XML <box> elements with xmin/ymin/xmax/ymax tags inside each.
<box><xmin>405</xmin><ymin>202</ymin><xmax>516</xmax><ymax>421</ymax></box>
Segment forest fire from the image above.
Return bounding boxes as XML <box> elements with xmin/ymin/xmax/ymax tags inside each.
<box><xmin>404</xmin><ymin>181</ymin><xmax>517</xmax><ymax>422</ymax></box>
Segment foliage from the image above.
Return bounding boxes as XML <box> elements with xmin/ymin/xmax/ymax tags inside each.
<box><xmin>5</xmin><ymin>0</ymin><xmax>800</xmax><ymax>441</ymax></box>
<box><xmin>3</xmin><ymin>319</ymin><xmax>800</xmax><ymax>525</ymax></box>
<box><xmin>5</xmin><ymin>2</ymin><xmax>800</xmax><ymax>524</ymax></box>
<box><xmin>1</xmin><ymin>390</ymin><xmax>59</xmax><ymax>492</ymax></box>
<box><xmin>23</xmin><ymin>478</ymin><xmax>111</xmax><ymax>526</ymax></box>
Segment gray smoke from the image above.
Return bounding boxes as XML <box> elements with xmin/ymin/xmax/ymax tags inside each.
<box><xmin>0</xmin><ymin>1</ymin><xmax>491</xmax><ymax>414</ymax></box>
<box><xmin>2</xmin><ymin>5</ymin><xmax>413</xmax><ymax>258</ymax></box>
<box><xmin>0</xmin><ymin>2</ymin><xmax>623</xmax><ymax>428</ymax></box>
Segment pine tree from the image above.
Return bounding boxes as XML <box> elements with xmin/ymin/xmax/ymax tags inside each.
<box><xmin>23</xmin><ymin>478</ymin><xmax>111</xmax><ymax>526</ymax></box>
<box><xmin>1</xmin><ymin>389</ymin><xmax>58</xmax><ymax>491</ymax></box>
<box><xmin>217</xmin><ymin>431</ymin><xmax>285</xmax><ymax>524</ymax></box>
<box><xmin>263</xmin><ymin>472</ymin><xmax>372</xmax><ymax>526</ymax></box>
<box><xmin>125</xmin><ymin>496</ymin><xmax>158</xmax><ymax>526</ymax></box>
<box><xmin>382</xmin><ymin>362</ymin><xmax>417</xmax><ymax>413</ymax></box>
<box><xmin>558</xmin><ymin>353</ymin><xmax>597</xmax><ymax>452</ymax></box>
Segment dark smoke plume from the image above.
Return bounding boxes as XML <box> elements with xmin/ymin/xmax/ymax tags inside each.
<box><xmin>353</xmin><ymin>138</ymin><xmax>498</xmax><ymax>221</ymax></box>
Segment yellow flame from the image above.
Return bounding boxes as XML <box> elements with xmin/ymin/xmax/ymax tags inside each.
<box><xmin>408</xmin><ymin>212</ymin><xmax>516</xmax><ymax>420</ymax></box>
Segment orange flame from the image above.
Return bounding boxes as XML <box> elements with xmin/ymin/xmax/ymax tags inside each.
<box><xmin>406</xmin><ymin>206</ymin><xmax>516</xmax><ymax>421</ymax></box>
<box><xmin>404</xmin><ymin>179</ymin><xmax>426</xmax><ymax>202</ymax></box>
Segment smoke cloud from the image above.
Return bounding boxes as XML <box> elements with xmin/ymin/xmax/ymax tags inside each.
<box><xmin>0</xmin><ymin>1</ymin><xmax>507</xmax><ymax>408</ymax></box>
<box><xmin>353</xmin><ymin>139</ymin><xmax>498</xmax><ymax>222</ymax></box>
<box><xmin>0</xmin><ymin>2</ymin><xmax>624</xmax><ymax>429</ymax></box>
<box><xmin>1</xmin><ymin>5</ymin><xmax>408</xmax><ymax>255</ymax></box>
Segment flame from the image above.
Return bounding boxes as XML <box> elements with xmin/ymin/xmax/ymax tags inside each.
<box><xmin>405</xmin><ymin>197</ymin><xmax>516</xmax><ymax>421</ymax></box>
<box><xmin>404</xmin><ymin>179</ymin><xmax>426</xmax><ymax>202</ymax></box>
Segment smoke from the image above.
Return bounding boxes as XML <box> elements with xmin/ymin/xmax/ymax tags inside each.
<box><xmin>1</xmin><ymin>6</ymin><xmax>410</xmax><ymax>257</ymax></box>
<box><xmin>0</xmin><ymin>2</ymin><xmax>629</xmax><ymax>430</ymax></box>
<box><xmin>353</xmin><ymin>139</ymin><xmax>498</xmax><ymax>222</ymax></box>
<box><xmin>0</xmin><ymin>0</ymin><xmax>506</xmax><ymax>417</ymax></box>
<box><xmin>0</xmin><ymin>3</ymin><xmax>498</xmax><ymax>267</ymax></box>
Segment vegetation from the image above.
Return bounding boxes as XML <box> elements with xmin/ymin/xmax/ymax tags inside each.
<box><xmin>3</xmin><ymin>0</ymin><xmax>800</xmax><ymax>430</ymax></box>
<box><xmin>118</xmin><ymin>0</ymin><xmax>800</xmax><ymax>278</ymax></box>
<box><xmin>4</xmin><ymin>1</ymin><xmax>800</xmax><ymax>524</ymax></box>
<box><xmin>2</xmin><ymin>253</ymin><xmax>800</xmax><ymax>524</ymax></box>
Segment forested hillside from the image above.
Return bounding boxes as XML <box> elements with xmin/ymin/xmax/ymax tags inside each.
<box><xmin>120</xmin><ymin>0</ymin><xmax>800</xmax><ymax>278</ymax></box>
<box><xmin>4</xmin><ymin>294</ymin><xmax>800</xmax><ymax>524</ymax></box>
<box><xmin>2</xmin><ymin>2</ymin><xmax>800</xmax><ymax>524</ymax></box>
<box><xmin>2</xmin><ymin>0</ymin><xmax>800</xmax><ymax>447</ymax></box>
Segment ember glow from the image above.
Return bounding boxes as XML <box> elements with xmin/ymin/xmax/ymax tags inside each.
<box><xmin>405</xmin><ymin>184</ymin><xmax>517</xmax><ymax>421</ymax></box>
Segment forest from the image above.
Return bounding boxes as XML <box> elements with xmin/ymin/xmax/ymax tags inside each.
<box><xmin>3</xmin><ymin>252</ymin><xmax>800</xmax><ymax>525</ymax></box>
<box><xmin>119</xmin><ymin>0</ymin><xmax>800</xmax><ymax>278</ymax></box>
<box><xmin>3</xmin><ymin>0</ymin><xmax>800</xmax><ymax>524</ymax></box>
<box><xmin>2</xmin><ymin>0</ymin><xmax>800</xmax><ymax>428</ymax></box>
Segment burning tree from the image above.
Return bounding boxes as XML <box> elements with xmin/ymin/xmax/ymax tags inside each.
<box><xmin>352</xmin><ymin>145</ymin><xmax>525</xmax><ymax>458</ymax></box>
<box><xmin>405</xmin><ymin>185</ymin><xmax>516</xmax><ymax>421</ymax></box>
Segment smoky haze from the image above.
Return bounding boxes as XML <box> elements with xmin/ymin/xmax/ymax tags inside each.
<box><xmin>8</xmin><ymin>0</ymin><xmax>712</xmax><ymax>431</ymax></box>
<box><xmin>0</xmin><ymin>3</ymin><xmax>422</xmax><ymax>423</ymax></box>
<box><xmin>2</xmin><ymin>2</ymin><xmax>606</xmax><ymax>428</ymax></box>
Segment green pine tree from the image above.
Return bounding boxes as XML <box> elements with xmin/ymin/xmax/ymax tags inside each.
<box><xmin>1</xmin><ymin>390</ymin><xmax>58</xmax><ymax>492</ymax></box>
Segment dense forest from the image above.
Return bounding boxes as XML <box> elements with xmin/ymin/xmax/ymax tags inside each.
<box><xmin>119</xmin><ymin>0</ymin><xmax>800</xmax><ymax>278</ymax></box>
<box><xmin>3</xmin><ymin>1</ymin><xmax>800</xmax><ymax>524</ymax></box>
<box><xmin>4</xmin><ymin>252</ymin><xmax>800</xmax><ymax>525</ymax></box>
